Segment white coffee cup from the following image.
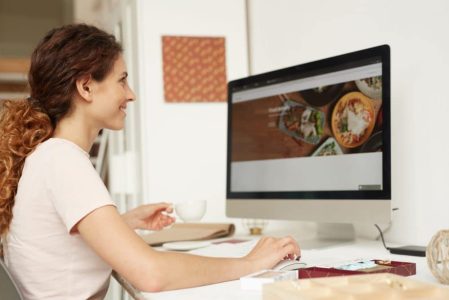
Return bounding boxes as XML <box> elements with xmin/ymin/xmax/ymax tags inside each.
<box><xmin>174</xmin><ymin>200</ymin><xmax>207</xmax><ymax>222</ymax></box>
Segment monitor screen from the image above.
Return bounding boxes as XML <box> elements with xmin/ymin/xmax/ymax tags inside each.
<box><xmin>226</xmin><ymin>45</ymin><xmax>391</xmax><ymax>224</ymax></box>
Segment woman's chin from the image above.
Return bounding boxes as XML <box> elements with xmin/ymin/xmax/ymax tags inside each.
<box><xmin>105</xmin><ymin>122</ymin><xmax>125</xmax><ymax>131</ymax></box>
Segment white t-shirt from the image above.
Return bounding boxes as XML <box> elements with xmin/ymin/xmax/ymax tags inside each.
<box><xmin>4</xmin><ymin>138</ymin><xmax>116</xmax><ymax>300</ymax></box>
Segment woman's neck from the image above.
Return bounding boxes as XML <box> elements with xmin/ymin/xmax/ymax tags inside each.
<box><xmin>52</xmin><ymin>117</ymin><xmax>100</xmax><ymax>153</ymax></box>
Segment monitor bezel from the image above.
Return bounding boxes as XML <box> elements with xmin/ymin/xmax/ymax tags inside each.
<box><xmin>226</xmin><ymin>45</ymin><xmax>391</xmax><ymax>201</ymax></box>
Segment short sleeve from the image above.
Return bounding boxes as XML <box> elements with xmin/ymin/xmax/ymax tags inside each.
<box><xmin>46</xmin><ymin>143</ymin><xmax>116</xmax><ymax>233</ymax></box>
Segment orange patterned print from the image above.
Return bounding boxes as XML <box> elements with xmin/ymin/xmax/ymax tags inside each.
<box><xmin>162</xmin><ymin>36</ymin><xmax>227</xmax><ymax>102</ymax></box>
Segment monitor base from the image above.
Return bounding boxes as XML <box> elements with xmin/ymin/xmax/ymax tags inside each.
<box><xmin>298</xmin><ymin>223</ymin><xmax>356</xmax><ymax>250</ymax></box>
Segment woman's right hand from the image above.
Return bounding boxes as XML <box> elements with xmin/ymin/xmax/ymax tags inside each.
<box><xmin>243</xmin><ymin>236</ymin><xmax>301</xmax><ymax>272</ymax></box>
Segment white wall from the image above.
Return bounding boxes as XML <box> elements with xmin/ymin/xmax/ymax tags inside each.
<box><xmin>136</xmin><ymin>0</ymin><xmax>248</xmax><ymax>223</ymax></box>
<box><xmin>136</xmin><ymin>0</ymin><xmax>449</xmax><ymax>245</ymax></box>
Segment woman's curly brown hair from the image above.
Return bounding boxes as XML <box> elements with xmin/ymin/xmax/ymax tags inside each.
<box><xmin>0</xmin><ymin>100</ymin><xmax>52</xmax><ymax>236</ymax></box>
<box><xmin>0</xmin><ymin>24</ymin><xmax>122</xmax><ymax>236</ymax></box>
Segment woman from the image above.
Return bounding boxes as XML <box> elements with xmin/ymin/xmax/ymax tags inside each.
<box><xmin>0</xmin><ymin>24</ymin><xmax>300</xmax><ymax>299</ymax></box>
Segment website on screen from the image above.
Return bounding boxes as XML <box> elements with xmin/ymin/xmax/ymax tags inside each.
<box><xmin>230</xmin><ymin>63</ymin><xmax>383</xmax><ymax>192</ymax></box>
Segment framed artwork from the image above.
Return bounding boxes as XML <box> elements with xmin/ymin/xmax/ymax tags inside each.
<box><xmin>162</xmin><ymin>35</ymin><xmax>227</xmax><ymax>103</ymax></box>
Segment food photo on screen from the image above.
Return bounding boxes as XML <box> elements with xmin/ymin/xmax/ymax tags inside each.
<box><xmin>231</xmin><ymin>75</ymin><xmax>384</xmax><ymax>163</ymax></box>
<box><xmin>278</xmin><ymin>98</ymin><xmax>324</xmax><ymax>145</ymax></box>
<box><xmin>331</xmin><ymin>91</ymin><xmax>376</xmax><ymax>149</ymax></box>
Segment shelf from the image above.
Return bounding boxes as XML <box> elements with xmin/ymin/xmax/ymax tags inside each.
<box><xmin>0</xmin><ymin>72</ymin><xmax>27</xmax><ymax>83</ymax></box>
<box><xmin>0</xmin><ymin>58</ymin><xmax>30</xmax><ymax>73</ymax></box>
<box><xmin>0</xmin><ymin>92</ymin><xmax>29</xmax><ymax>100</ymax></box>
<box><xmin>0</xmin><ymin>58</ymin><xmax>30</xmax><ymax>99</ymax></box>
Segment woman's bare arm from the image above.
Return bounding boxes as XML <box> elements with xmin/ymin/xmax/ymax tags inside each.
<box><xmin>77</xmin><ymin>205</ymin><xmax>300</xmax><ymax>292</ymax></box>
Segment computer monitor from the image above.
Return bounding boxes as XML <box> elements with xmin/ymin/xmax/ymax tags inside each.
<box><xmin>226</xmin><ymin>45</ymin><xmax>391</xmax><ymax>224</ymax></box>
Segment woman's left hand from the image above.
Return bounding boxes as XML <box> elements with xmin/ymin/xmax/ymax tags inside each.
<box><xmin>122</xmin><ymin>202</ymin><xmax>176</xmax><ymax>230</ymax></box>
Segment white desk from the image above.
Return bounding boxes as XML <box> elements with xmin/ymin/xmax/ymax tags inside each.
<box><xmin>142</xmin><ymin>238</ymin><xmax>439</xmax><ymax>300</ymax></box>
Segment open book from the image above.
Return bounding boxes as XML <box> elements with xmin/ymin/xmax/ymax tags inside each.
<box><xmin>140</xmin><ymin>223</ymin><xmax>235</xmax><ymax>246</ymax></box>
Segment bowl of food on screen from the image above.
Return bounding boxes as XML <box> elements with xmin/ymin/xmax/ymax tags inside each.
<box><xmin>278</xmin><ymin>100</ymin><xmax>325</xmax><ymax>144</ymax></box>
<box><xmin>312</xmin><ymin>137</ymin><xmax>343</xmax><ymax>157</ymax></box>
<box><xmin>331</xmin><ymin>92</ymin><xmax>375</xmax><ymax>148</ymax></box>
<box><xmin>300</xmin><ymin>83</ymin><xmax>344</xmax><ymax>107</ymax></box>
<box><xmin>174</xmin><ymin>200</ymin><xmax>207</xmax><ymax>222</ymax></box>
<box><xmin>355</xmin><ymin>76</ymin><xmax>382</xmax><ymax>100</ymax></box>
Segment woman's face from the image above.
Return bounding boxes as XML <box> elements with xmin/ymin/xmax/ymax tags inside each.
<box><xmin>87</xmin><ymin>54</ymin><xmax>135</xmax><ymax>130</ymax></box>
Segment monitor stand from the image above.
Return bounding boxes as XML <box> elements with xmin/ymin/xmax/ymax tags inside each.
<box><xmin>297</xmin><ymin>223</ymin><xmax>355</xmax><ymax>250</ymax></box>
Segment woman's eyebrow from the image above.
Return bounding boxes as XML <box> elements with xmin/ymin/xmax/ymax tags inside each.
<box><xmin>120</xmin><ymin>72</ymin><xmax>128</xmax><ymax>78</ymax></box>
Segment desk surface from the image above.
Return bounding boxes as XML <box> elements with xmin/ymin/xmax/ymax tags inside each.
<box><xmin>142</xmin><ymin>238</ymin><xmax>439</xmax><ymax>300</ymax></box>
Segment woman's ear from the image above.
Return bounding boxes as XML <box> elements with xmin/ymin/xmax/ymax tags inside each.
<box><xmin>75</xmin><ymin>75</ymin><xmax>94</xmax><ymax>102</ymax></box>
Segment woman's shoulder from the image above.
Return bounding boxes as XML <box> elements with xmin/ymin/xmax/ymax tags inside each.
<box><xmin>29</xmin><ymin>138</ymin><xmax>91</xmax><ymax>167</ymax></box>
<box><xmin>36</xmin><ymin>138</ymin><xmax>89</xmax><ymax>157</ymax></box>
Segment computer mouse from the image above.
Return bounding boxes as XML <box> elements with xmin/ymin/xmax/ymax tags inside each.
<box><xmin>272</xmin><ymin>259</ymin><xmax>307</xmax><ymax>271</ymax></box>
